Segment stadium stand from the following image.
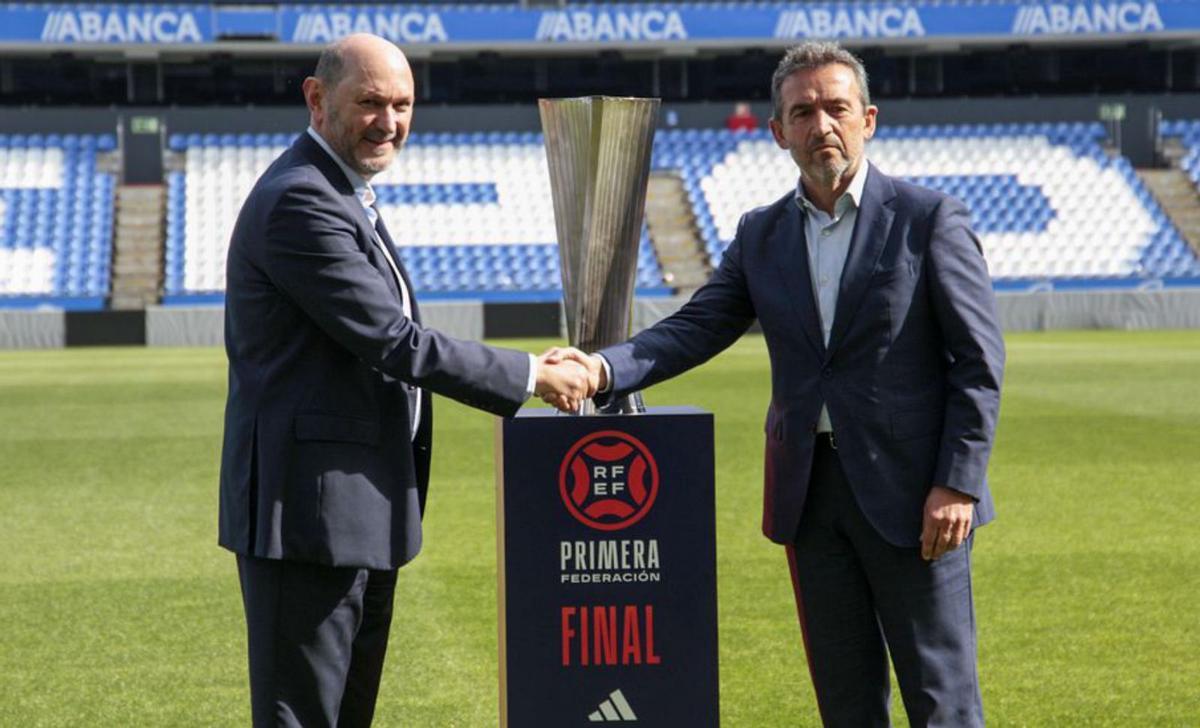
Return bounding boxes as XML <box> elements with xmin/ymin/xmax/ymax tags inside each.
<box><xmin>164</xmin><ymin>131</ymin><xmax>667</xmax><ymax>303</ymax></box>
<box><xmin>160</xmin><ymin>121</ymin><xmax>1200</xmax><ymax>306</ymax></box>
<box><xmin>0</xmin><ymin>133</ymin><xmax>117</xmax><ymax>309</ymax></box>
<box><xmin>1162</xmin><ymin>119</ymin><xmax>1200</xmax><ymax>191</ymax></box>
<box><xmin>8</xmin><ymin>120</ymin><xmax>1193</xmax><ymax>312</ymax></box>
<box><xmin>691</xmin><ymin>122</ymin><xmax>1200</xmax><ymax>282</ymax></box>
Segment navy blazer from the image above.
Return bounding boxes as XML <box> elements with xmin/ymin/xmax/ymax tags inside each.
<box><xmin>219</xmin><ymin>132</ymin><xmax>530</xmax><ymax>570</ymax></box>
<box><xmin>599</xmin><ymin>164</ymin><xmax>1005</xmax><ymax>547</ymax></box>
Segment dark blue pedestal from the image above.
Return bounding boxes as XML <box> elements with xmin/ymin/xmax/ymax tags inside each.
<box><xmin>497</xmin><ymin>406</ymin><xmax>718</xmax><ymax>727</ymax></box>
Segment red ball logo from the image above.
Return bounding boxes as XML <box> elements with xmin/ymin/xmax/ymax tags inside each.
<box><xmin>559</xmin><ymin>430</ymin><xmax>659</xmax><ymax>531</ymax></box>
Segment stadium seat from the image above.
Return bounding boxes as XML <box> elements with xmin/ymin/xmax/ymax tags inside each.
<box><xmin>159</xmin><ymin>121</ymin><xmax>1200</xmax><ymax>302</ymax></box>
<box><xmin>0</xmin><ymin>134</ymin><xmax>116</xmax><ymax>301</ymax></box>
<box><xmin>165</xmin><ymin>131</ymin><xmax>666</xmax><ymax>298</ymax></box>
<box><xmin>677</xmin><ymin>122</ymin><xmax>1198</xmax><ymax>282</ymax></box>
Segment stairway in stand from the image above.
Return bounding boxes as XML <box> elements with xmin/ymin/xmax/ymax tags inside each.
<box><xmin>110</xmin><ymin>184</ymin><xmax>165</xmax><ymax>310</ymax></box>
<box><xmin>1138</xmin><ymin>169</ymin><xmax>1200</xmax><ymax>256</ymax></box>
<box><xmin>645</xmin><ymin>172</ymin><xmax>712</xmax><ymax>296</ymax></box>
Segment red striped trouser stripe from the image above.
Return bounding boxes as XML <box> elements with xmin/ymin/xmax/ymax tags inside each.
<box><xmin>786</xmin><ymin>544</ymin><xmax>829</xmax><ymax>726</ymax></box>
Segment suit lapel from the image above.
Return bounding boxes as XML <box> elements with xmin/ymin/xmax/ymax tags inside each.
<box><xmin>298</xmin><ymin>132</ymin><xmax>367</xmax><ymax>226</ymax></box>
<box><xmin>373</xmin><ymin>213</ymin><xmax>421</xmax><ymax>324</ymax></box>
<box><xmin>771</xmin><ymin>200</ymin><xmax>825</xmax><ymax>357</ymax></box>
<box><xmin>297</xmin><ymin>133</ymin><xmax>417</xmax><ymax>319</ymax></box>
<box><xmin>827</xmin><ymin>165</ymin><xmax>896</xmax><ymax>356</ymax></box>
<box><xmin>344</xmin><ymin>202</ymin><xmax>410</xmax><ymax>310</ymax></box>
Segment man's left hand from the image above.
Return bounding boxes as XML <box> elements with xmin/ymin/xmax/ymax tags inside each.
<box><xmin>920</xmin><ymin>485</ymin><xmax>974</xmax><ymax>561</ymax></box>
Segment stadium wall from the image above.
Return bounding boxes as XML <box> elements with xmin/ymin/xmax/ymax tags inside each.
<box><xmin>4</xmin><ymin>292</ymin><xmax>1200</xmax><ymax>349</ymax></box>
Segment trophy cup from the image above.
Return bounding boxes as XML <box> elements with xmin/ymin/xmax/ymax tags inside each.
<box><xmin>496</xmin><ymin>97</ymin><xmax>719</xmax><ymax>727</ymax></box>
<box><xmin>538</xmin><ymin>96</ymin><xmax>660</xmax><ymax>414</ymax></box>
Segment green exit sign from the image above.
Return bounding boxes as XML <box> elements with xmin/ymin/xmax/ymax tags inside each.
<box><xmin>1098</xmin><ymin>103</ymin><xmax>1126</xmax><ymax>122</ymax></box>
<box><xmin>131</xmin><ymin>116</ymin><xmax>160</xmax><ymax>134</ymax></box>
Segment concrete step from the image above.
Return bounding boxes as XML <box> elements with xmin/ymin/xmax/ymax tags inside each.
<box><xmin>117</xmin><ymin>191</ymin><xmax>165</xmax><ymax>203</ymax></box>
<box><xmin>654</xmin><ymin>231</ymin><xmax>700</xmax><ymax>245</ymax></box>
<box><xmin>111</xmin><ymin>289</ymin><xmax>158</xmax><ymax>302</ymax></box>
<box><xmin>115</xmin><ymin>211</ymin><xmax>163</xmax><ymax>225</ymax></box>
<box><xmin>656</xmin><ymin>252</ymin><xmax>702</xmax><ymax>265</ymax></box>
<box><xmin>113</xmin><ymin>269</ymin><xmax>160</xmax><ymax>281</ymax></box>
<box><xmin>113</xmin><ymin>262</ymin><xmax>161</xmax><ymax>276</ymax></box>
<box><xmin>115</xmin><ymin>204</ymin><xmax>163</xmax><ymax>216</ymax></box>
<box><xmin>112</xmin><ymin>280</ymin><xmax>160</xmax><ymax>295</ymax></box>
<box><xmin>115</xmin><ymin>226</ymin><xmax>164</xmax><ymax>240</ymax></box>
<box><xmin>111</xmin><ymin>184</ymin><xmax>166</xmax><ymax>308</ymax></box>
<box><xmin>113</xmin><ymin>249</ymin><xmax>161</xmax><ymax>262</ymax></box>
<box><xmin>112</xmin><ymin>249</ymin><xmax>161</xmax><ymax>261</ymax></box>
<box><xmin>110</xmin><ymin>293</ymin><xmax>157</xmax><ymax>310</ymax></box>
<box><xmin>647</xmin><ymin>213</ymin><xmax>695</xmax><ymax>226</ymax></box>
<box><xmin>1138</xmin><ymin>168</ymin><xmax>1200</xmax><ymax>254</ymax></box>
<box><xmin>112</xmin><ymin>273</ymin><xmax>159</xmax><ymax>286</ymax></box>
<box><xmin>117</xmin><ymin>185</ymin><xmax>166</xmax><ymax>200</ymax></box>
<box><xmin>644</xmin><ymin>172</ymin><xmax>712</xmax><ymax>296</ymax></box>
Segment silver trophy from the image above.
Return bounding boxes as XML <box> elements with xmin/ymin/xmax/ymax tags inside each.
<box><xmin>539</xmin><ymin>96</ymin><xmax>660</xmax><ymax>415</ymax></box>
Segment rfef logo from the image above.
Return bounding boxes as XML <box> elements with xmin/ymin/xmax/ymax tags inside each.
<box><xmin>559</xmin><ymin>431</ymin><xmax>659</xmax><ymax>531</ymax></box>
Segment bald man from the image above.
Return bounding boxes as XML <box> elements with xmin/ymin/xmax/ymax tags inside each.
<box><xmin>219</xmin><ymin>34</ymin><xmax>590</xmax><ymax>727</ymax></box>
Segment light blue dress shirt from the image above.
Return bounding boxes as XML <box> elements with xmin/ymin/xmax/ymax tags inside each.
<box><xmin>795</xmin><ymin>160</ymin><xmax>870</xmax><ymax>434</ymax></box>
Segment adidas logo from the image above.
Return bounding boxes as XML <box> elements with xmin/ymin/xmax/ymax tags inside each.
<box><xmin>588</xmin><ymin>689</ymin><xmax>638</xmax><ymax>722</ymax></box>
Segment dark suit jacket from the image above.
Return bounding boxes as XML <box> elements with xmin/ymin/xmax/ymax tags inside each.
<box><xmin>219</xmin><ymin>132</ymin><xmax>530</xmax><ymax>570</ymax></box>
<box><xmin>599</xmin><ymin>164</ymin><xmax>1005</xmax><ymax>547</ymax></box>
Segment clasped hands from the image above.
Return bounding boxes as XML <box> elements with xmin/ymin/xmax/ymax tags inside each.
<box><xmin>533</xmin><ymin>346</ymin><xmax>607</xmax><ymax>413</ymax></box>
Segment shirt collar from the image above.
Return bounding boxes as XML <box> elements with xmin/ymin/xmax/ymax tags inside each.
<box><xmin>794</xmin><ymin>158</ymin><xmax>870</xmax><ymax>217</ymax></box>
<box><xmin>306</xmin><ymin>126</ymin><xmax>376</xmax><ymax>209</ymax></box>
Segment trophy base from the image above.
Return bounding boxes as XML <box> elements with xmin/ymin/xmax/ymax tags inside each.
<box><xmin>600</xmin><ymin>390</ymin><xmax>646</xmax><ymax>415</ymax></box>
<box><xmin>497</xmin><ymin>406</ymin><xmax>718</xmax><ymax>727</ymax></box>
<box><xmin>572</xmin><ymin>391</ymin><xmax>646</xmax><ymax>416</ymax></box>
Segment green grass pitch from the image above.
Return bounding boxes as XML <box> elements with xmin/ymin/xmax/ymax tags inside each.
<box><xmin>1</xmin><ymin>331</ymin><xmax>1198</xmax><ymax>726</ymax></box>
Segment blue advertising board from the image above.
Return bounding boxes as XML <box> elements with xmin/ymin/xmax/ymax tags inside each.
<box><xmin>9</xmin><ymin>6</ymin><xmax>214</xmax><ymax>44</ymax></box>
<box><xmin>0</xmin><ymin>2</ymin><xmax>1196</xmax><ymax>46</ymax></box>
<box><xmin>497</xmin><ymin>407</ymin><xmax>718</xmax><ymax>726</ymax></box>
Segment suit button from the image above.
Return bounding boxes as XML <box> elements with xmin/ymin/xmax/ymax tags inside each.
<box><xmin>822</xmin><ymin>367</ymin><xmax>833</xmax><ymax>379</ymax></box>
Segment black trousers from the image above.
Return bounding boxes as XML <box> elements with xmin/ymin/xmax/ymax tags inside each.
<box><xmin>236</xmin><ymin>555</ymin><xmax>398</xmax><ymax>728</ymax></box>
<box><xmin>786</xmin><ymin>435</ymin><xmax>984</xmax><ymax>728</ymax></box>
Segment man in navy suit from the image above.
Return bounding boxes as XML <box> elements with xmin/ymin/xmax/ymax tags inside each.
<box><xmin>219</xmin><ymin>33</ymin><xmax>590</xmax><ymax>727</ymax></box>
<box><xmin>580</xmin><ymin>42</ymin><xmax>1004</xmax><ymax>726</ymax></box>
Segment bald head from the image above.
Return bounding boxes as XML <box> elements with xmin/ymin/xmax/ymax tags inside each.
<box><xmin>303</xmin><ymin>33</ymin><xmax>414</xmax><ymax>178</ymax></box>
<box><xmin>314</xmin><ymin>33</ymin><xmax>409</xmax><ymax>91</ymax></box>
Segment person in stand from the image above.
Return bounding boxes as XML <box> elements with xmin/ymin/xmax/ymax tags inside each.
<box><xmin>726</xmin><ymin>101</ymin><xmax>760</xmax><ymax>132</ymax></box>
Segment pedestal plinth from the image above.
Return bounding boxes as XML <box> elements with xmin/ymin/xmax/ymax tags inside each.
<box><xmin>496</xmin><ymin>407</ymin><xmax>718</xmax><ymax>727</ymax></box>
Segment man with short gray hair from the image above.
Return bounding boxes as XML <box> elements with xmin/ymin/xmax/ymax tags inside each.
<box><xmin>580</xmin><ymin>41</ymin><xmax>1004</xmax><ymax>726</ymax></box>
<box><xmin>770</xmin><ymin>41</ymin><xmax>872</xmax><ymax>118</ymax></box>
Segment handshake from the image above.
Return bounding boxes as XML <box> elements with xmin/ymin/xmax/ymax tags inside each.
<box><xmin>532</xmin><ymin>347</ymin><xmax>609</xmax><ymax>413</ymax></box>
